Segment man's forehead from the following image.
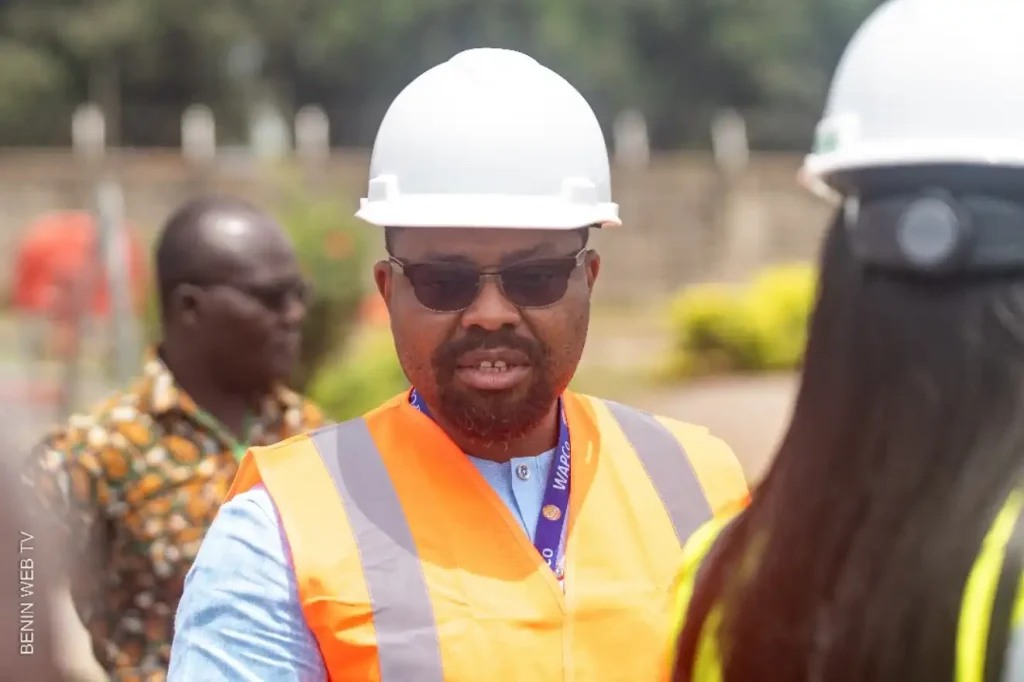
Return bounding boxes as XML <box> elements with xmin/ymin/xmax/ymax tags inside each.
<box><xmin>201</xmin><ymin>210</ymin><xmax>284</xmax><ymax>249</ymax></box>
<box><xmin>392</xmin><ymin>227</ymin><xmax>582</xmax><ymax>263</ymax></box>
<box><xmin>198</xmin><ymin>211</ymin><xmax>295</xmax><ymax>277</ymax></box>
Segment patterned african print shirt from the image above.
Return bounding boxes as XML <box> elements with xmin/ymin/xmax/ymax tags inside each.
<box><xmin>21</xmin><ymin>351</ymin><xmax>325</xmax><ymax>681</ymax></box>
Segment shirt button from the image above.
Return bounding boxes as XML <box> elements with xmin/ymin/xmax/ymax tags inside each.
<box><xmin>515</xmin><ymin>463</ymin><xmax>530</xmax><ymax>481</ymax></box>
<box><xmin>554</xmin><ymin>567</ymin><xmax>564</xmax><ymax>579</ymax></box>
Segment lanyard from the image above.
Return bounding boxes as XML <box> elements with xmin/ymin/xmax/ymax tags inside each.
<box><xmin>195</xmin><ymin>409</ymin><xmax>251</xmax><ymax>462</ymax></box>
<box><xmin>232</xmin><ymin>412</ymin><xmax>252</xmax><ymax>462</ymax></box>
<box><xmin>409</xmin><ymin>389</ymin><xmax>571</xmax><ymax>577</ymax></box>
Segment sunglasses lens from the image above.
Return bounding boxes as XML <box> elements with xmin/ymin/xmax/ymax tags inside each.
<box><xmin>405</xmin><ymin>264</ymin><xmax>481</xmax><ymax>312</ymax></box>
<box><xmin>500</xmin><ymin>260</ymin><xmax>575</xmax><ymax>308</ymax></box>
<box><xmin>248</xmin><ymin>281</ymin><xmax>311</xmax><ymax>311</ymax></box>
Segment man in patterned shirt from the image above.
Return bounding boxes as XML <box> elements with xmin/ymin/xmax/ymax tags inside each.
<box><xmin>21</xmin><ymin>196</ymin><xmax>326</xmax><ymax>681</ymax></box>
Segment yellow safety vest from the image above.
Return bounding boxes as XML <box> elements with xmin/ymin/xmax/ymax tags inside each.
<box><xmin>228</xmin><ymin>391</ymin><xmax>750</xmax><ymax>681</ymax></box>
<box><xmin>669</xmin><ymin>490</ymin><xmax>1024</xmax><ymax>682</ymax></box>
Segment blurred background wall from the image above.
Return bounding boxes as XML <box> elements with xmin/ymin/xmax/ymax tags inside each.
<box><xmin>0</xmin><ymin>151</ymin><xmax>832</xmax><ymax>304</ymax></box>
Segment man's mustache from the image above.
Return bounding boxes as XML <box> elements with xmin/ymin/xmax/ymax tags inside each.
<box><xmin>433</xmin><ymin>330</ymin><xmax>545</xmax><ymax>370</ymax></box>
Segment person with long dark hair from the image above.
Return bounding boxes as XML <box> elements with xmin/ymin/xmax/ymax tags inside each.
<box><xmin>668</xmin><ymin>1</ymin><xmax>1024</xmax><ymax>681</ymax></box>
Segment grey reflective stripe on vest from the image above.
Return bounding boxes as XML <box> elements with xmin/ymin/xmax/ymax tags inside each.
<box><xmin>602</xmin><ymin>400</ymin><xmax>713</xmax><ymax>545</ymax></box>
<box><xmin>1002</xmin><ymin>627</ymin><xmax>1024</xmax><ymax>682</ymax></box>
<box><xmin>310</xmin><ymin>420</ymin><xmax>445</xmax><ymax>682</ymax></box>
<box><xmin>989</xmin><ymin>502</ymin><xmax>1024</xmax><ymax>682</ymax></box>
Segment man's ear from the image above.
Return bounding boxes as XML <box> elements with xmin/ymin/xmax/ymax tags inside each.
<box><xmin>373</xmin><ymin>261</ymin><xmax>392</xmax><ymax>305</ymax></box>
<box><xmin>170</xmin><ymin>284</ymin><xmax>201</xmax><ymax>327</ymax></box>
<box><xmin>584</xmin><ymin>250</ymin><xmax>601</xmax><ymax>292</ymax></box>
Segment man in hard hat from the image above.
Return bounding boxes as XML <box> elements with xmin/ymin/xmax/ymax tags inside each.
<box><xmin>168</xmin><ymin>49</ymin><xmax>748</xmax><ymax>681</ymax></box>
<box><xmin>22</xmin><ymin>196</ymin><xmax>325</xmax><ymax>680</ymax></box>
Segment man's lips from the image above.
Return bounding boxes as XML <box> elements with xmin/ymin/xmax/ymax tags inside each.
<box><xmin>273</xmin><ymin>331</ymin><xmax>301</xmax><ymax>351</ymax></box>
<box><xmin>453</xmin><ymin>348</ymin><xmax>533</xmax><ymax>391</ymax></box>
<box><xmin>455</xmin><ymin>348</ymin><xmax>531</xmax><ymax>369</ymax></box>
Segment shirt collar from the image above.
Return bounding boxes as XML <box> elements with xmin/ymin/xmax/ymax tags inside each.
<box><xmin>134</xmin><ymin>346</ymin><xmax>303</xmax><ymax>421</ymax></box>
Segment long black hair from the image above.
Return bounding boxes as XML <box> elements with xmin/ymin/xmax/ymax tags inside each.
<box><xmin>673</xmin><ymin>175</ymin><xmax>1024</xmax><ymax>682</ymax></box>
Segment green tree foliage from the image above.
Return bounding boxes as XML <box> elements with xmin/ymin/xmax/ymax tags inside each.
<box><xmin>0</xmin><ymin>0</ymin><xmax>883</xmax><ymax>149</ymax></box>
<box><xmin>277</xmin><ymin>183</ymin><xmax>370</xmax><ymax>392</ymax></box>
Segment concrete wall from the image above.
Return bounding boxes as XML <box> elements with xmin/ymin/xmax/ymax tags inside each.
<box><xmin>0</xmin><ymin>150</ymin><xmax>836</xmax><ymax>304</ymax></box>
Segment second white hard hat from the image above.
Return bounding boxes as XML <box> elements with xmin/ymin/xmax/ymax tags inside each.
<box><xmin>801</xmin><ymin>0</ymin><xmax>1024</xmax><ymax>196</ymax></box>
<box><xmin>356</xmin><ymin>48</ymin><xmax>620</xmax><ymax>230</ymax></box>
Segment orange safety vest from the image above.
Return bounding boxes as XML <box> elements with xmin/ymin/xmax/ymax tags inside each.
<box><xmin>227</xmin><ymin>390</ymin><xmax>748</xmax><ymax>681</ymax></box>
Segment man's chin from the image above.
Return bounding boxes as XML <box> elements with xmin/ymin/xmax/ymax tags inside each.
<box><xmin>450</xmin><ymin>383</ymin><xmax>529</xmax><ymax>411</ymax></box>
<box><xmin>438</xmin><ymin>389</ymin><xmax>553</xmax><ymax>443</ymax></box>
<box><xmin>267</xmin><ymin>353</ymin><xmax>300</xmax><ymax>383</ymax></box>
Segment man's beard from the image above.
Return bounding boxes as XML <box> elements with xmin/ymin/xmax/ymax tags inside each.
<box><xmin>431</xmin><ymin>329</ymin><xmax>558</xmax><ymax>445</ymax></box>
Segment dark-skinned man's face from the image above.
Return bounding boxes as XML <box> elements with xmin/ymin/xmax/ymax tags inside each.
<box><xmin>374</xmin><ymin>227</ymin><xmax>600</xmax><ymax>445</ymax></box>
<box><xmin>172</xmin><ymin>212</ymin><xmax>308</xmax><ymax>393</ymax></box>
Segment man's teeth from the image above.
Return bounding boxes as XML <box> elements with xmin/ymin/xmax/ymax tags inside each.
<box><xmin>478</xmin><ymin>360</ymin><xmax>510</xmax><ymax>372</ymax></box>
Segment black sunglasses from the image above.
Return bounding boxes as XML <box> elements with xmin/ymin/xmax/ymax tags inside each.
<box><xmin>389</xmin><ymin>248</ymin><xmax>588</xmax><ymax>313</ymax></box>
<box><xmin>181</xmin><ymin>278</ymin><xmax>313</xmax><ymax>312</ymax></box>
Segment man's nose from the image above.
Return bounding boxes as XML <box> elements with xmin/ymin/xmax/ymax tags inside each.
<box><xmin>460</xmin><ymin>275</ymin><xmax>521</xmax><ymax>331</ymax></box>
<box><xmin>280</xmin><ymin>292</ymin><xmax>307</xmax><ymax>326</ymax></box>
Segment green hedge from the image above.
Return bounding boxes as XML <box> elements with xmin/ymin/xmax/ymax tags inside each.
<box><xmin>281</xmin><ymin>193</ymin><xmax>370</xmax><ymax>391</ymax></box>
<box><xmin>307</xmin><ymin>328</ymin><xmax>410</xmax><ymax>422</ymax></box>
<box><xmin>667</xmin><ymin>263</ymin><xmax>817</xmax><ymax>378</ymax></box>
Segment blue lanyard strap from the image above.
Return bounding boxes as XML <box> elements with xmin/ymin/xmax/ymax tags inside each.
<box><xmin>408</xmin><ymin>388</ymin><xmax>571</xmax><ymax>576</ymax></box>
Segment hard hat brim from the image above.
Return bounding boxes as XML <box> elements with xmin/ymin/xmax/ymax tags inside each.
<box><xmin>802</xmin><ymin>138</ymin><xmax>1024</xmax><ymax>197</ymax></box>
<box><xmin>355</xmin><ymin>194</ymin><xmax>621</xmax><ymax>229</ymax></box>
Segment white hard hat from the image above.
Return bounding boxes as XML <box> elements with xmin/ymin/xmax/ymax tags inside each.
<box><xmin>801</xmin><ymin>0</ymin><xmax>1024</xmax><ymax>197</ymax></box>
<box><xmin>356</xmin><ymin>48</ymin><xmax>620</xmax><ymax>230</ymax></box>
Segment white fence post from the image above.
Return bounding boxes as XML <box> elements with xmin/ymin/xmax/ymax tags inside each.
<box><xmin>182</xmin><ymin>104</ymin><xmax>216</xmax><ymax>163</ymax></box>
<box><xmin>295</xmin><ymin>105</ymin><xmax>330</xmax><ymax>162</ymax></box>
<box><xmin>613</xmin><ymin>109</ymin><xmax>650</xmax><ymax>171</ymax></box>
<box><xmin>72</xmin><ymin>103</ymin><xmax>106</xmax><ymax>160</ymax></box>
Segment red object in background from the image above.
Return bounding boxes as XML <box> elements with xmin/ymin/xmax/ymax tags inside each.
<box><xmin>12</xmin><ymin>211</ymin><xmax>147</xmax><ymax>317</ymax></box>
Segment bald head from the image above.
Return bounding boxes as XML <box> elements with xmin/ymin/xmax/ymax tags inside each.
<box><xmin>155</xmin><ymin>196</ymin><xmax>292</xmax><ymax>317</ymax></box>
<box><xmin>153</xmin><ymin>195</ymin><xmax>308</xmax><ymax>392</ymax></box>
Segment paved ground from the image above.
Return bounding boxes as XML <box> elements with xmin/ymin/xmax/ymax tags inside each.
<box><xmin>639</xmin><ymin>374</ymin><xmax>798</xmax><ymax>482</ymax></box>
<box><xmin>579</xmin><ymin>305</ymin><xmax>799</xmax><ymax>481</ymax></box>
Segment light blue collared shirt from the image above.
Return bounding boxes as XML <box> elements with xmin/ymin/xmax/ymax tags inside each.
<box><xmin>167</xmin><ymin>450</ymin><xmax>555</xmax><ymax>681</ymax></box>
